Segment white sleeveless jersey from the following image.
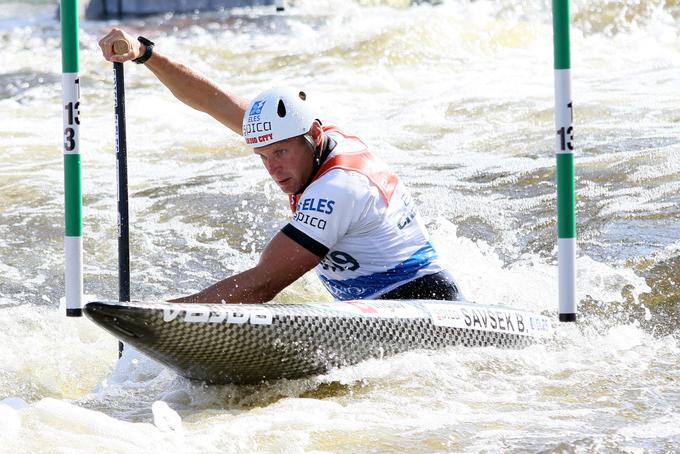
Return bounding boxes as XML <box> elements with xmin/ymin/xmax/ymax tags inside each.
<box><xmin>282</xmin><ymin>126</ymin><xmax>446</xmax><ymax>300</ymax></box>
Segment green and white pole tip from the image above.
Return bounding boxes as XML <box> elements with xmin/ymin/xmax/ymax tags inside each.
<box><xmin>553</xmin><ymin>0</ymin><xmax>576</xmax><ymax>322</ymax></box>
<box><xmin>61</xmin><ymin>0</ymin><xmax>83</xmax><ymax>317</ymax></box>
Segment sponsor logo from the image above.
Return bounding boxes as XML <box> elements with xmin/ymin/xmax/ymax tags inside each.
<box><xmin>427</xmin><ymin>305</ymin><xmax>463</xmax><ymax>325</ymax></box>
<box><xmin>397</xmin><ymin>212</ymin><xmax>416</xmax><ymax>230</ymax></box>
<box><xmin>296</xmin><ymin>198</ymin><xmax>335</xmax><ymax>214</ymax></box>
<box><xmin>293</xmin><ymin>211</ymin><xmax>327</xmax><ymax>230</ymax></box>
<box><xmin>246</xmin><ymin>133</ymin><xmax>273</xmax><ymax>145</ymax></box>
<box><xmin>249</xmin><ymin>100</ymin><xmax>266</xmax><ymax>116</ymax></box>
<box><xmin>244</xmin><ymin>121</ymin><xmax>272</xmax><ymax>135</ymax></box>
<box><xmin>162</xmin><ymin>306</ymin><xmax>273</xmax><ymax>325</ymax></box>
<box><xmin>529</xmin><ymin>316</ymin><xmax>551</xmax><ymax>332</ymax></box>
<box><xmin>397</xmin><ymin>192</ymin><xmax>416</xmax><ymax>230</ymax></box>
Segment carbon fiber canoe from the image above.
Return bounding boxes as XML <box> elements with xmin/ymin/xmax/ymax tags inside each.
<box><xmin>84</xmin><ymin>299</ymin><xmax>552</xmax><ymax>384</ymax></box>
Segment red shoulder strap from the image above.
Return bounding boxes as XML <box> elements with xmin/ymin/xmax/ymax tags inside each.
<box><xmin>289</xmin><ymin>151</ymin><xmax>399</xmax><ymax>213</ymax></box>
<box><xmin>289</xmin><ymin>193</ymin><xmax>301</xmax><ymax>213</ymax></box>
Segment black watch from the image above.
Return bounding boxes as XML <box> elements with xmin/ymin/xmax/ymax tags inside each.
<box><xmin>133</xmin><ymin>36</ymin><xmax>155</xmax><ymax>64</ymax></box>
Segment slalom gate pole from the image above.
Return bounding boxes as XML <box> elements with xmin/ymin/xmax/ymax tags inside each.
<box><xmin>61</xmin><ymin>0</ymin><xmax>84</xmax><ymax>317</ymax></box>
<box><xmin>552</xmin><ymin>0</ymin><xmax>577</xmax><ymax>322</ymax></box>
<box><xmin>113</xmin><ymin>40</ymin><xmax>131</xmax><ymax>355</ymax></box>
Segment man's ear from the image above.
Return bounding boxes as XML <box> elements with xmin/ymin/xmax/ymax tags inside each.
<box><xmin>308</xmin><ymin>120</ymin><xmax>323</xmax><ymax>147</ymax></box>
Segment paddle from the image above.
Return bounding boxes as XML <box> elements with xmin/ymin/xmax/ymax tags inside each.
<box><xmin>113</xmin><ymin>39</ymin><xmax>131</xmax><ymax>357</ymax></box>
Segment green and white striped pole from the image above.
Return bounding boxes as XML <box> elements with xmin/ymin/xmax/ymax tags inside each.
<box><xmin>61</xmin><ymin>0</ymin><xmax>83</xmax><ymax>317</ymax></box>
<box><xmin>552</xmin><ymin>0</ymin><xmax>576</xmax><ymax>322</ymax></box>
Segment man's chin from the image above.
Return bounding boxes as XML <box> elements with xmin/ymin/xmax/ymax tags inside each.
<box><xmin>278</xmin><ymin>184</ymin><xmax>296</xmax><ymax>194</ymax></box>
<box><xmin>277</xmin><ymin>180</ymin><xmax>301</xmax><ymax>194</ymax></box>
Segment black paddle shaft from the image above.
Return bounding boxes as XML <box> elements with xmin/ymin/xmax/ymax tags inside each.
<box><xmin>113</xmin><ymin>60</ymin><xmax>130</xmax><ymax>357</ymax></box>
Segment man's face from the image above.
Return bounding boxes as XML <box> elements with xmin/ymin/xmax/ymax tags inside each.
<box><xmin>254</xmin><ymin>136</ymin><xmax>315</xmax><ymax>194</ymax></box>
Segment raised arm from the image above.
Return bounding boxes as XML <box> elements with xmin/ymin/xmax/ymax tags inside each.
<box><xmin>98</xmin><ymin>28</ymin><xmax>249</xmax><ymax>135</ymax></box>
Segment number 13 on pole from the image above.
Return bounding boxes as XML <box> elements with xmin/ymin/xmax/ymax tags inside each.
<box><xmin>61</xmin><ymin>0</ymin><xmax>83</xmax><ymax>317</ymax></box>
<box><xmin>552</xmin><ymin>0</ymin><xmax>577</xmax><ymax>322</ymax></box>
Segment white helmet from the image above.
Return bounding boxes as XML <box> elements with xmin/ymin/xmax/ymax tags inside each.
<box><xmin>242</xmin><ymin>87</ymin><xmax>317</xmax><ymax>148</ymax></box>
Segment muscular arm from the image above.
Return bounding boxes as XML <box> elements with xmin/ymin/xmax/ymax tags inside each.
<box><xmin>99</xmin><ymin>28</ymin><xmax>248</xmax><ymax>134</ymax></box>
<box><xmin>169</xmin><ymin>232</ymin><xmax>322</xmax><ymax>304</ymax></box>
<box><xmin>143</xmin><ymin>52</ymin><xmax>248</xmax><ymax>134</ymax></box>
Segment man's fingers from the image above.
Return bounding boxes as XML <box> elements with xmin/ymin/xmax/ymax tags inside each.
<box><xmin>98</xmin><ymin>37</ymin><xmax>110</xmax><ymax>56</ymax></box>
<box><xmin>97</xmin><ymin>29</ymin><xmax>131</xmax><ymax>61</ymax></box>
<box><xmin>110</xmin><ymin>50</ymin><xmax>134</xmax><ymax>62</ymax></box>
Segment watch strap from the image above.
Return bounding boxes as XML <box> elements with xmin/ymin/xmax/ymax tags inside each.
<box><xmin>133</xmin><ymin>36</ymin><xmax>154</xmax><ymax>64</ymax></box>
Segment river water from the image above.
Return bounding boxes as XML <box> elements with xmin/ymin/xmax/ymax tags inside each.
<box><xmin>1</xmin><ymin>0</ymin><xmax>679</xmax><ymax>452</ymax></box>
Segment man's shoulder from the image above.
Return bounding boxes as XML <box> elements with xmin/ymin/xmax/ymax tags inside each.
<box><xmin>296</xmin><ymin>169</ymin><xmax>375</xmax><ymax>218</ymax></box>
<box><xmin>307</xmin><ymin>167</ymin><xmax>372</xmax><ymax>194</ymax></box>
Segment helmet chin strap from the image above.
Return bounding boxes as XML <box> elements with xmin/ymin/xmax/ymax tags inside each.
<box><xmin>304</xmin><ymin>133</ymin><xmax>322</xmax><ymax>168</ymax></box>
<box><xmin>298</xmin><ymin>133</ymin><xmax>335</xmax><ymax>195</ymax></box>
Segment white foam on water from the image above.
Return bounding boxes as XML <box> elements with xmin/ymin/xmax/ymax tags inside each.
<box><xmin>0</xmin><ymin>401</ymin><xmax>23</xmax><ymax>441</ymax></box>
<box><xmin>0</xmin><ymin>304</ymin><xmax>117</xmax><ymax>401</ymax></box>
<box><xmin>152</xmin><ymin>401</ymin><xmax>184</xmax><ymax>436</ymax></box>
<box><xmin>9</xmin><ymin>398</ymin><xmax>192</xmax><ymax>453</ymax></box>
<box><xmin>619</xmin><ymin>415</ymin><xmax>680</xmax><ymax>441</ymax></box>
<box><xmin>430</xmin><ymin>217</ymin><xmax>650</xmax><ymax>313</ymax></box>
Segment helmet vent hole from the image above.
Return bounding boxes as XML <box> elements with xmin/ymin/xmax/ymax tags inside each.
<box><xmin>277</xmin><ymin>100</ymin><xmax>287</xmax><ymax>118</ymax></box>
<box><xmin>298</xmin><ymin>91</ymin><xmax>307</xmax><ymax>101</ymax></box>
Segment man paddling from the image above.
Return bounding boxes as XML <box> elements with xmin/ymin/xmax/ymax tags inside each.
<box><xmin>99</xmin><ymin>29</ymin><xmax>461</xmax><ymax>304</ymax></box>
